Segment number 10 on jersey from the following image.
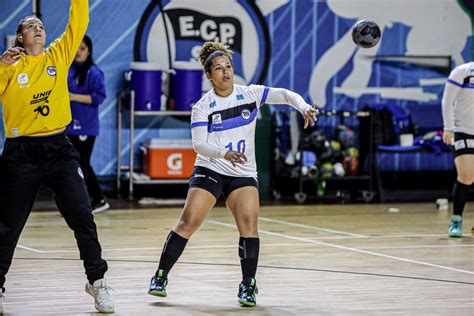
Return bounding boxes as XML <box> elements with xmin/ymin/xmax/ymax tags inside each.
<box><xmin>225</xmin><ymin>140</ymin><xmax>246</xmax><ymax>153</ymax></box>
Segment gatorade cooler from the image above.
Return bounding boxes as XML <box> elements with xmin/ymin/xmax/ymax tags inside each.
<box><xmin>169</xmin><ymin>61</ymin><xmax>203</xmax><ymax>111</ymax></box>
<box><xmin>142</xmin><ymin>138</ymin><xmax>196</xmax><ymax>179</ymax></box>
<box><xmin>130</xmin><ymin>62</ymin><xmax>162</xmax><ymax>111</ymax></box>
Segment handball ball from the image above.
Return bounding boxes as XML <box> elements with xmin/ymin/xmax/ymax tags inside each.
<box><xmin>352</xmin><ymin>20</ymin><xmax>381</xmax><ymax>48</ymax></box>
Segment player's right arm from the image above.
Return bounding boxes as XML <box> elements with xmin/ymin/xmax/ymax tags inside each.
<box><xmin>0</xmin><ymin>48</ymin><xmax>23</xmax><ymax>96</ymax></box>
<box><xmin>190</xmin><ymin>104</ymin><xmax>246</xmax><ymax>166</ymax></box>
<box><xmin>441</xmin><ymin>65</ymin><xmax>463</xmax><ymax>144</ymax></box>
<box><xmin>191</xmin><ymin>105</ymin><xmax>227</xmax><ymax>159</ymax></box>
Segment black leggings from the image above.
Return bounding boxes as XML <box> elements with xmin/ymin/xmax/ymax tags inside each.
<box><xmin>0</xmin><ymin>133</ymin><xmax>107</xmax><ymax>287</ymax></box>
<box><xmin>68</xmin><ymin>135</ymin><xmax>104</xmax><ymax>201</ymax></box>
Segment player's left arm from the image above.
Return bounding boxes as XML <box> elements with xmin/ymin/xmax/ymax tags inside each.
<box><xmin>265</xmin><ymin>87</ymin><xmax>319</xmax><ymax>129</ymax></box>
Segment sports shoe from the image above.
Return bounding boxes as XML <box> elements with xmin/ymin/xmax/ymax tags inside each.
<box><xmin>148</xmin><ymin>270</ymin><xmax>168</xmax><ymax>297</ymax></box>
<box><xmin>85</xmin><ymin>278</ymin><xmax>114</xmax><ymax>313</ymax></box>
<box><xmin>449</xmin><ymin>215</ymin><xmax>463</xmax><ymax>238</ymax></box>
<box><xmin>238</xmin><ymin>277</ymin><xmax>258</xmax><ymax>307</ymax></box>
<box><xmin>0</xmin><ymin>287</ymin><xmax>4</xmax><ymax>314</ymax></box>
<box><xmin>92</xmin><ymin>198</ymin><xmax>110</xmax><ymax>214</ymax></box>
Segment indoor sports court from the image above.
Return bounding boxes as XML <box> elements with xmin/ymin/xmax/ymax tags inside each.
<box><xmin>2</xmin><ymin>204</ymin><xmax>473</xmax><ymax>314</ymax></box>
<box><xmin>0</xmin><ymin>0</ymin><xmax>473</xmax><ymax>315</ymax></box>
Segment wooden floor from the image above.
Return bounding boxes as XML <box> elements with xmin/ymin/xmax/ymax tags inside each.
<box><xmin>1</xmin><ymin>203</ymin><xmax>473</xmax><ymax>315</ymax></box>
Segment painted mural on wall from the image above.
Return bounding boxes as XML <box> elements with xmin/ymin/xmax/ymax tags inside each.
<box><xmin>0</xmin><ymin>0</ymin><xmax>472</xmax><ymax>175</ymax></box>
<box><xmin>134</xmin><ymin>0</ymin><xmax>271</xmax><ymax>88</ymax></box>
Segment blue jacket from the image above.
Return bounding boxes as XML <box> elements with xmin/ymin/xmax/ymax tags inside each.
<box><xmin>66</xmin><ymin>63</ymin><xmax>106</xmax><ymax>136</ymax></box>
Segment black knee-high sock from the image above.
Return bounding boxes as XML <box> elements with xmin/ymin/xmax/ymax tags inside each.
<box><xmin>157</xmin><ymin>231</ymin><xmax>188</xmax><ymax>278</ymax></box>
<box><xmin>239</xmin><ymin>237</ymin><xmax>260</xmax><ymax>280</ymax></box>
<box><xmin>452</xmin><ymin>181</ymin><xmax>471</xmax><ymax>216</ymax></box>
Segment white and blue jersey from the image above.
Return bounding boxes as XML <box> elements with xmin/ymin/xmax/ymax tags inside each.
<box><xmin>191</xmin><ymin>84</ymin><xmax>311</xmax><ymax>177</ymax></box>
<box><xmin>442</xmin><ymin>62</ymin><xmax>474</xmax><ymax>135</ymax></box>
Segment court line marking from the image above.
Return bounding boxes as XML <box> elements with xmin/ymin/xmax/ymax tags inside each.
<box><xmin>307</xmin><ymin>233</ymin><xmax>471</xmax><ymax>240</ymax></box>
<box><xmin>37</xmin><ymin>243</ymin><xmax>326</xmax><ymax>253</ymax></box>
<box><xmin>359</xmin><ymin>244</ymin><xmax>474</xmax><ymax>250</ymax></box>
<box><xmin>208</xmin><ymin>220</ymin><xmax>474</xmax><ymax>275</ymax></box>
<box><xmin>14</xmin><ymin>257</ymin><xmax>474</xmax><ymax>286</ymax></box>
<box><xmin>259</xmin><ymin>216</ymin><xmax>367</xmax><ymax>237</ymax></box>
<box><xmin>16</xmin><ymin>244</ymin><xmax>44</xmax><ymax>253</ymax></box>
<box><xmin>30</xmin><ymin>242</ymin><xmax>474</xmax><ymax>254</ymax></box>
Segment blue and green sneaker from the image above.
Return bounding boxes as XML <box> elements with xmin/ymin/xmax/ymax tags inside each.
<box><xmin>148</xmin><ymin>269</ymin><xmax>168</xmax><ymax>297</ymax></box>
<box><xmin>238</xmin><ymin>277</ymin><xmax>258</xmax><ymax>307</ymax></box>
<box><xmin>449</xmin><ymin>215</ymin><xmax>463</xmax><ymax>238</ymax></box>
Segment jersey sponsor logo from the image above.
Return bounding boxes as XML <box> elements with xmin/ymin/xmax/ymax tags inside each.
<box><xmin>212</xmin><ymin>113</ymin><xmax>222</xmax><ymax>124</ymax></box>
<box><xmin>31</xmin><ymin>90</ymin><xmax>52</xmax><ymax>117</ymax></box>
<box><xmin>236</xmin><ymin>94</ymin><xmax>244</xmax><ymax>101</ymax></box>
<box><xmin>46</xmin><ymin>66</ymin><xmax>56</xmax><ymax>76</ymax></box>
<box><xmin>209</xmin><ymin>101</ymin><xmax>216</xmax><ymax>108</ymax></box>
<box><xmin>241</xmin><ymin>109</ymin><xmax>251</xmax><ymax>120</ymax></box>
<box><xmin>17</xmin><ymin>73</ymin><xmax>28</xmax><ymax>85</ymax></box>
<box><xmin>31</xmin><ymin>90</ymin><xmax>52</xmax><ymax>104</ymax></box>
<box><xmin>134</xmin><ymin>1</ymin><xmax>270</xmax><ymax>86</ymax></box>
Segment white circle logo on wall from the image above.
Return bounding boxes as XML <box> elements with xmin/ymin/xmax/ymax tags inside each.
<box><xmin>134</xmin><ymin>0</ymin><xmax>271</xmax><ymax>86</ymax></box>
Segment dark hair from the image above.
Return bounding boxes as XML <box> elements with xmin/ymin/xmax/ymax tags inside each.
<box><xmin>12</xmin><ymin>15</ymin><xmax>39</xmax><ymax>48</ymax></box>
<box><xmin>74</xmin><ymin>35</ymin><xmax>94</xmax><ymax>87</ymax></box>
<box><xmin>198</xmin><ymin>41</ymin><xmax>233</xmax><ymax>74</ymax></box>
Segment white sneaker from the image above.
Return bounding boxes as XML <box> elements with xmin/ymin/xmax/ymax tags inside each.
<box><xmin>92</xmin><ymin>199</ymin><xmax>110</xmax><ymax>214</ymax></box>
<box><xmin>85</xmin><ymin>278</ymin><xmax>114</xmax><ymax>313</ymax></box>
<box><xmin>0</xmin><ymin>287</ymin><xmax>4</xmax><ymax>314</ymax></box>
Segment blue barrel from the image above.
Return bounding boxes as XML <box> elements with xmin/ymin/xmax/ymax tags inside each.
<box><xmin>169</xmin><ymin>62</ymin><xmax>203</xmax><ymax>111</ymax></box>
<box><xmin>130</xmin><ymin>62</ymin><xmax>162</xmax><ymax>111</ymax></box>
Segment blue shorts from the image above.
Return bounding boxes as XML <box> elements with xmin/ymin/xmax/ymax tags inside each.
<box><xmin>189</xmin><ymin>166</ymin><xmax>259</xmax><ymax>200</ymax></box>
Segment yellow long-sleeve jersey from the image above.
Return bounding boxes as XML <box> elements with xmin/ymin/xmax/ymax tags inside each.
<box><xmin>0</xmin><ymin>0</ymin><xmax>89</xmax><ymax>137</ymax></box>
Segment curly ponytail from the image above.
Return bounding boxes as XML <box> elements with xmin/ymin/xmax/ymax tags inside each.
<box><xmin>198</xmin><ymin>41</ymin><xmax>233</xmax><ymax>73</ymax></box>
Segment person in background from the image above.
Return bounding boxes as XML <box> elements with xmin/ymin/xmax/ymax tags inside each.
<box><xmin>442</xmin><ymin>61</ymin><xmax>474</xmax><ymax>238</ymax></box>
<box><xmin>0</xmin><ymin>0</ymin><xmax>113</xmax><ymax>313</ymax></box>
<box><xmin>0</xmin><ymin>105</ymin><xmax>4</xmax><ymax>154</ymax></box>
<box><xmin>148</xmin><ymin>41</ymin><xmax>318</xmax><ymax>307</ymax></box>
<box><xmin>66</xmin><ymin>34</ymin><xmax>109</xmax><ymax>214</ymax></box>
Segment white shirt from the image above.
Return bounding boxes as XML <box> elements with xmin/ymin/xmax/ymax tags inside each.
<box><xmin>191</xmin><ymin>84</ymin><xmax>312</xmax><ymax>177</ymax></box>
<box><xmin>442</xmin><ymin>62</ymin><xmax>474</xmax><ymax>135</ymax></box>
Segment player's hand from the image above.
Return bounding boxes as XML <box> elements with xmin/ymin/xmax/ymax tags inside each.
<box><xmin>69</xmin><ymin>93</ymin><xmax>77</xmax><ymax>102</ymax></box>
<box><xmin>443</xmin><ymin>130</ymin><xmax>454</xmax><ymax>145</ymax></box>
<box><xmin>224</xmin><ymin>150</ymin><xmax>247</xmax><ymax>167</ymax></box>
<box><xmin>303</xmin><ymin>104</ymin><xmax>319</xmax><ymax>129</ymax></box>
<box><xmin>0</xmin><ymin>47</ymin><xmax>25</xmax><ymax>65</ymax></box>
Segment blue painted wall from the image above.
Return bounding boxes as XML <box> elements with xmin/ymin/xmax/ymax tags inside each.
<box><xmin>1</xmin><ymin>0</ymin><xmax>472</xmax><ymax>175</ymax></box>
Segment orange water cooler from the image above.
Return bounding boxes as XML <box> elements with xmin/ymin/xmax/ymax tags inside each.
<box><xmin>142</xmin><ymin>138</ymin><xmax>196</xmax><ymax>179</ymax></box>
